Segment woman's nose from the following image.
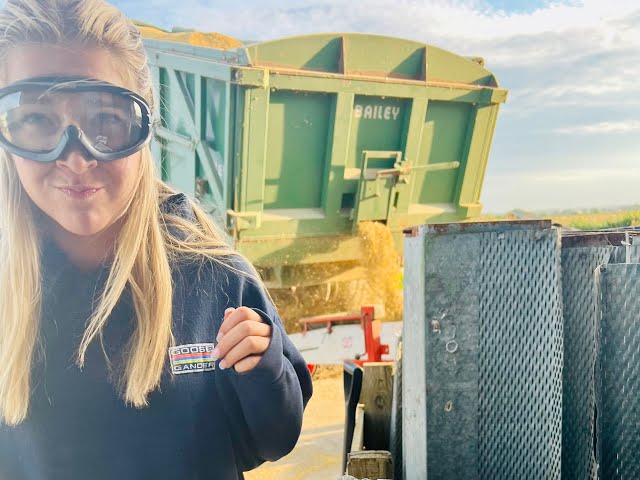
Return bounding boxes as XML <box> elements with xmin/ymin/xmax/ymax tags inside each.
<box><xmin>55</xmin><ymin>148</ymin><xmax>98</xmax><ymax>173</ymax></box>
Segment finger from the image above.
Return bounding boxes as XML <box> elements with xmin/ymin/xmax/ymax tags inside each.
<box><xmin>214</xmin><ymin>320</ymin><xmax>271</xmax><ymax>360</ymax></box>
<box><xmin>219</xmin><ymin>336</ymin><xmax>270</xmax><ymax>370</ymax></box>
<box><xmin>217</xmin><ymin>308</ymin><xmax>236</xmax><ymax>341</ymax></box>
<box><xmin>218</xmin><ymin>306</ymin><xmax>263</xmax><ymax>338</ymax></box>
<box><xmin>233</xmin><ymin>355</ymin><xmax>262</xmax><ymax>374</ymax></box>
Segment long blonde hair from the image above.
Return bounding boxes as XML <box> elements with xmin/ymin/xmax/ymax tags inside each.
<box><xmin>0</xmin><ymin>0</ymin><xmax>245</xmax><ymax>425</ymax></box>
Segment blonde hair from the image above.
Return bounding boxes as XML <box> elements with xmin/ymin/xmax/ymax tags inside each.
<box><xmin>0</xmin><ymin>0</ymin><xmax>248</xmax><ymax>425</ymax></box>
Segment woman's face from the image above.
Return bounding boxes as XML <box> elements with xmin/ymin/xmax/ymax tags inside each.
<box><xmin>5</xmin><ymin>44</ymin><xmax>142</xmax><ymax>237</ymax></box>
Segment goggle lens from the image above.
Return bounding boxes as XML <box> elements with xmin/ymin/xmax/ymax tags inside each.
<box><xmin>0</xmin><ymin>78</ymin><xmax>151</xmax><ymax>162</ymax></box>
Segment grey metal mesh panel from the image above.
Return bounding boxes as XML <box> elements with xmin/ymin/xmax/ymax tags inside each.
<box><xmin>421</xmin><ymin>232</ymin><xmax>481</xmax><ymax>479</ymax></box>
<box><xmin>629</xmin><ymin>235</ymin><xmax>640</xmax><ymax>262</ymax></box>
<box><xmin>403</xmin><ymin>221</ymin><xmax>563</xmax><ymax>480</ymax></box>
<box><xmin>561</xmin><ymin>246</ymin><xmax>613</xmax><ymax>480</ymax></box>
<box><xmin>597</xmin><ymin>263</ymin><xmax>640</xmax><ymax>480</ymax></box>
<box><xmin>479</xmin><ymin>228</ymin><xmax>563</xmax><ymax>480</ymax></box>
<box><xmin>560</xmin><ymin>233</ymin><xmax>640</xmax><ymax>480</ymax></box>
<box><xmin>403</xmin><ymin>225</ymin><xmax>640</xmax><ymax>480</ymax></box>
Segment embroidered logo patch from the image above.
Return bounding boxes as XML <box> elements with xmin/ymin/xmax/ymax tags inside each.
<box><xmin>169</xmin><ymin>343</ymin><xmax>216</xmax><ymax>375</ymax></box>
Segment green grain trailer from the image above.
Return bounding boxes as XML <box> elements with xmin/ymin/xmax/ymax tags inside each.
<box><xmin>143</xmin><ymin>33</ymin><xmax>507</xmax><ymax>288</ymax></box>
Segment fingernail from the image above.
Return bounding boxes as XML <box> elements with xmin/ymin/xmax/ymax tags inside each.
<box><xmin>216</xmin><ymin>332</ymin><xmax>224</xmax><ymax>342</ymax></box>
<box><xmin>211</xmin><ymin>347</ymin><xmax>220</xmax><ymax>360</ymax></box>
<box><xmin>219</xmin><ymin>360</ymin><xmax>227</xmax><ymax>370</ymax></box>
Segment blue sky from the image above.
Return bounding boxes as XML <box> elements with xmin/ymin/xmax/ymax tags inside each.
<box><xmin>113</xmin><ymin>0</ymin><xmax>639</xmax><ymax>213</ymax></box>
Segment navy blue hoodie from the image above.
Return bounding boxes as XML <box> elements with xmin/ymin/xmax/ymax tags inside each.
<box><xmin>0</xmin><ymin>194</ymin><xmax>313</xmax><ymax>479</ymax></box>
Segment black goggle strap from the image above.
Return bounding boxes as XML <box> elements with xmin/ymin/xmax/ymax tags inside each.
<box><xmin>0</xmin><ymin>76</ymin><xmax>152</xmax><ymax>116</ymax></box>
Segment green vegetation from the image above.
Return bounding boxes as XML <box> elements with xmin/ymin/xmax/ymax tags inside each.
<box><xmin>472</xmin><ymin>210</ymin><xmax>640</xmax><ymax>231</ymax></box>
<box><xmin>552</xmin><ymin>210</ymin><xmax>640</xmax><ymax>230</ymax></box>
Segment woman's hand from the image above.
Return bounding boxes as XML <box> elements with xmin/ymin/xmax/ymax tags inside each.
<box><xmin>212</xmin><ymin>307</ymin><xmax>272</xmax><ymax>373</ymax></box>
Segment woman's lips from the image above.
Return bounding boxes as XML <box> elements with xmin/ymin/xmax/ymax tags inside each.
<box><xmin>58</xmin><ymin>186</ymin><xmax>102</xmax><ymax>199</ymax></box>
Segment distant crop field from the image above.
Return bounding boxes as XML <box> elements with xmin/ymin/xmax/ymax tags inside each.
<box><xmin>552</xmin><ymin>210</ymin><xmax>640</xmax><ymax>230</ymax></box>
<box><xmin>472</xmin><ymin>210</ymin><xmax>640</xmax><ymax>231</ymax></box>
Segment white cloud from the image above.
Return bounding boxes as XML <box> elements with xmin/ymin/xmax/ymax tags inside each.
<box><xmin>553</xmin><ymin>121</ymin><xmax>640</xmax><ymax>135</ymax></box>
<box><xmin>117</xmin><ymin>0</ymin><xmax>640</xmax><ymax>211</ymax></box>
<box><xmin>125</xmin><ymin>0</ymin><xmax>640</xmax><ymax>58</ymax></box>
<box><xmin>514</xmin><ymin>81</ymin><xmax>636</xmax><ymax>101</ymax></box>
<box><xmin>128</xmin><ymin>0</ymin><xmax>640</xmax><ymax>111</ymax></box>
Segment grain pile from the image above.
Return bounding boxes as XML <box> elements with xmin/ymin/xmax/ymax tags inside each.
<box><xmin>356</xmin><ymin>221</ymin><xmax>404</xmax><ymax>322</ymax></box>
<box><xmin>137</xmin><ymin>26</ymin><xmax>242</xmax><ymax>50</ymax></box>
<box><xmin>270</xmin><ymin>221</ymin><xmax>403</xmax><ymax>333</ymax></box>
<box><xmin>269</xmin><ymin>274</ymin><xmax>364</xmax><ymax>334</ymax></box>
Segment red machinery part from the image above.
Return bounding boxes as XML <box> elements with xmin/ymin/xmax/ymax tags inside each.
<box><xmin>299</xmin><ymin>305</ymin><xmax>391</xmax><ymax>366</ymax></box>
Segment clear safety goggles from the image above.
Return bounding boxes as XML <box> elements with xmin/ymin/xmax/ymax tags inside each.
<box><xmin>0</xmin><ymin>76</ymin><xmax>152</xmax><ymax>162</ymax></box>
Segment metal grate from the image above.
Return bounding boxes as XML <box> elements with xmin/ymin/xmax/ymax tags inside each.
<box><xmin>401</xmin><ymin>225</ymin><xmax>640</xmax><ymax>480</ymax></box>
<box><xmin>560</xmin><ymin>231</ymin><xmax>640</xmax><ymax>480</ymax></box>
<box><xmin>403</xmin><ymin>228</ymin><xmax>482</xmax><ymax>479</ymax></box>
<box><xmin>561</xmin><ymin>244</ymin><xmax>612</xmax><ymax>480</ymax></box>
<box><xmin>596</xmin><ymin>263</ymin><xmax>640</xmax><ymax>480</ymax></box>
<box><xmin>478</xmin><ymin>227</ymin><xmax>563</xmax><ymax>480</ymax></box>
<box><xmin>402</xmin><ymin>221</ymin><xmax>563</xmax><ymax>480</ymax></box>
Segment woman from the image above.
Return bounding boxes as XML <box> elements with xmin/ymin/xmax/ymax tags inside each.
<box><xmin>0</xmin><ymin>0</ymin><xmax>312</xmax><ymax>478</ymax></box>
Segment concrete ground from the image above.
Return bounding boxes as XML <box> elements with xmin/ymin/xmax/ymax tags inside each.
<box><xmin>245</xmin><ymin>368</ymin><xmax>344</xmax><ymax>480</ymax></box>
